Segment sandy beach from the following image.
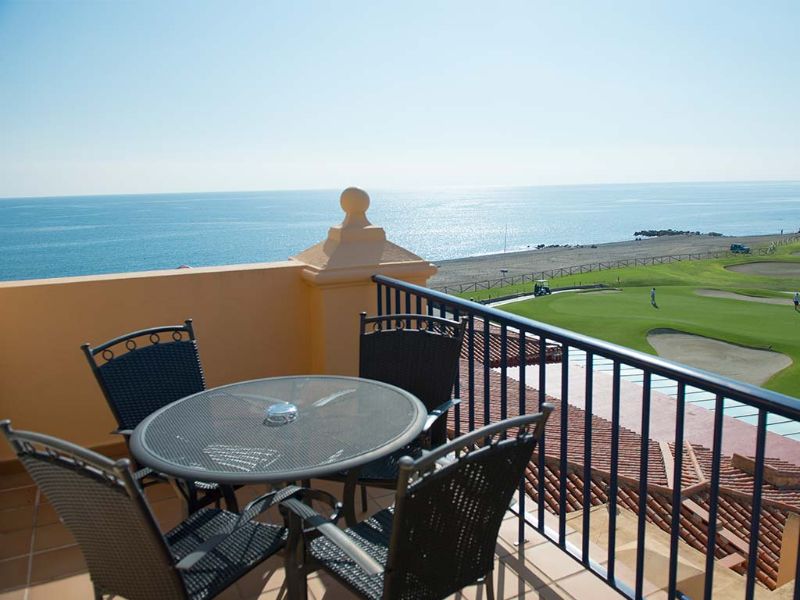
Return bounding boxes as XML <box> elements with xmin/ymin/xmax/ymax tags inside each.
<box><xmin>430</xmin><ymin>233</ymin><xmax>793</xmax><ymax>289</ymax></box>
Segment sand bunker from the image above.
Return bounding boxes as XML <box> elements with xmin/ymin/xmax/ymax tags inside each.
<box><xmin>647</xmin><ymin>329</ymin><xmax>791</xmax><ymax>386</ymax></box>
<box><xmin>695</xmin><ymin>289</ymin><xmax>790</xmax><ymax>305</ymax></box>
<box><xmin>725</xmin><ymin>262</ymin><xmax>800</xmax><ymax>277</ymax></box>
<box><xmin>576</xmin><ymin>289</ymin><xmax>621</xmax><ymax>295</ymax></box>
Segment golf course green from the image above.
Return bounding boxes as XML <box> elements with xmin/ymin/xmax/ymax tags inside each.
<box><xmin>497</xmin><ymin>244</ymin><xmax>800</xmax><ymax>397</ymax></box>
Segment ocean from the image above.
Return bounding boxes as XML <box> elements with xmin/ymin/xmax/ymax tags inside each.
<box><xmin>1</xmin><ymin>181</ymin><xmax>799</xmax><ymax>282</ymax></box>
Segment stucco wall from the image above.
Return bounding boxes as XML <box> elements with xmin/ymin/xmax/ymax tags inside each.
<box><xmin>0</xmin><ymin>261</ymin><xmax>312</xmax><ymax>461</ymax></box>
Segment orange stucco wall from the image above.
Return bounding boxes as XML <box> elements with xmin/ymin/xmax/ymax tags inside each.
<box><xmin>0</xmin><ymin>261</ymin><xmax>313</xmax><ymax>461</ymax></box>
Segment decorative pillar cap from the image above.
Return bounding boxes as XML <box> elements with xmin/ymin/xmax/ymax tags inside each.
<box><xmin>340</xmin><ymin>187</ymin><xmax>372</xmax><ymax>229</ymax></box>
<box><xmin>291</xmin><ymin>187</ymin><xmax>437</xmax><ymax>284</ymax></box>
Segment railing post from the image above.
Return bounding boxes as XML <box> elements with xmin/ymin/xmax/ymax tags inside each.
<box><xmin>292</xmin><ymin>188</ymin><xmax>436</xmax><ymax>374</ymax></box>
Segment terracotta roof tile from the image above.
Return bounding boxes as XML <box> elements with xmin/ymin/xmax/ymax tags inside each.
<box><xmin>460</xmin><ymin>320</ymin><xmax>562</xmax><ymax>368</ymax></box>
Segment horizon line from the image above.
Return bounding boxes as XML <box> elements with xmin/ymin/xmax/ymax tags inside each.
<box><xmin>2</xmin><ymin>177</ymin><xmax>800</xmax><ymax>202</ymax></box>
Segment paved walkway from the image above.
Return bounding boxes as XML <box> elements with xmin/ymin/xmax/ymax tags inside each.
<box><xmin>504</xmin><ymin>359</ymin><xmax>800</xmax><ymax>464</ymax></box>
<box><xmin>567</xmin><ymin>350</ymin><xmax>800</xmax><ymax>442</ymax></box>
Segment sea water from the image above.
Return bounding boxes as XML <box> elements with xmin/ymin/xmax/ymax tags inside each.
<box><xmin>1</xmin><ymin>180</ymin><xmax>799</xmax><ymax>281</ymax></box>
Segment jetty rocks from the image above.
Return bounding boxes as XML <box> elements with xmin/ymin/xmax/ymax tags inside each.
<box><xmin>634</xmin><ymin>229</ymin><xmax>723</xmax><ymax>238</ymax></box>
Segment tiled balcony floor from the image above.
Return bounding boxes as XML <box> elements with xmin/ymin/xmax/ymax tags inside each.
<box><xmin>0</xmin><ymin>471</ymin><xmax>624</xmax><ymax>600</ymax></box>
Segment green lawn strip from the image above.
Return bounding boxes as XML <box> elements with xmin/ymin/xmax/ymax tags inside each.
<box><xmin>500</xmin><ymin>286</ymin><xmax>800</xmax><ymax>396</ymax></box>
<box><xmin>546</xmin><ymin>256</ymin><xmax>800</xmax><ymax>291</ymax></box>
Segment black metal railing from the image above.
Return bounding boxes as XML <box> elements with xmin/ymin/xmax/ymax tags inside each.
<box><xmin>374</xmin><ymin>274</ymin><xmax>800</xmax><ymax>600</ymax></box>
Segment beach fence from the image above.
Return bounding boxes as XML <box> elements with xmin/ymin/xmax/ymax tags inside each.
<box><xmin>436</xmin><ymin>239</ymin><xmax>800</xmax><ymax>295</ymax></box>
<box><xmin>437</xmin><ymin>250</ymin><xmax>729</xmax><ymax>295</ymax></box>
<box><xmin>756</xmin><ymin>234</ymin><xmax>800</xmax><ymax>255</ymax></box>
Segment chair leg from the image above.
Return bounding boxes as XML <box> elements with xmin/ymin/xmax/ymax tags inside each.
<box><xmin>342</xmin><ymin>469</ymin><xmax>361</xmax><ymax>527</ymax></box>
<box><xmin>285</xmin><ymin>508</ymin><xmax>309</xmax><ymax>600</ymax></box>
<box><xmin>484</xmin><ymin>570</ymin><xmax>495</xmax><ymax>600</ymax></box>
<box><xmin>169</xmin><ymin>479</ymin><xmax>191</xmax><ymax>518</ymax></box>
<box><xmin>186</xmin><ymin>483</ymin><xmax>200</xmax><ymax>514</ymax></box>
<box><xmin>360</xmin><ymin>484</ymin><xmax>368</xmax><ymax>513</ymax></box>
<box><xmin>221</xmin><ymin>484</ymin><xmax>239</xmax><ymax>513</ymax></box>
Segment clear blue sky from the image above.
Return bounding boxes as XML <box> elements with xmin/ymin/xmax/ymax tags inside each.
<box><xmin>1</xmin><ymin>0</ymin><xmax>798</xmax><ymax>197</ymax></box>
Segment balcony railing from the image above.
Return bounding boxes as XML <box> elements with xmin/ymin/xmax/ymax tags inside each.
<box><xmin>374</xmin><ymin>274</ymin><xmax>800</xmax><ymax>600</ymax></box>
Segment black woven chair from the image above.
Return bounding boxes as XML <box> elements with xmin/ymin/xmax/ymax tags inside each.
<box><xmin>284</xmin><ymin>407</ymin><xmax>553</xmax><ymax>600</ymax></box>
<box><xmin>335</xmin><ymin>312</ymin><xmax>466</xmax><ymax>523</ymax></box>
<box><xmin>81</xmin><ymin>319</ymin><xmax>238</xmax><ymax>512</ymax></box>
<box><xmin>0</xmin><ymin>420</ymin><xmax>337</xmax><ymax>600</ymax></box>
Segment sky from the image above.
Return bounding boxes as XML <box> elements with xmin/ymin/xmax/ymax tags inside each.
<box><xmin>0</xmin><ymin>0</ymin><xmax>799</xmax><ymax>197</ymax></box>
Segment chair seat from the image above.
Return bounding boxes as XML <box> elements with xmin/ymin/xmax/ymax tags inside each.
<box><xmin>166</xmin><ymin>508</ymin><xmax>286</xmax><ymax>600</ymax></box>
<box><xmin>191</xmin><ymin>480</ymin><xmax>223</xmax><ymax>492</ymax></box>
<box><xmin>308</xmin><ymin>507</ymin><xmax>394</xmax><ymax>600</ymax></box>
<box><xmin>290</xmin><ymin>411</ymin><xmax>553</xmax><ymax>600</ymax></box>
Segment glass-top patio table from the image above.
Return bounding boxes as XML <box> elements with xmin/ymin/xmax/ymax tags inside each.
<box><xmin>130</xmin><ymin>375</ymin><xmax>426</xmax><ymax>485</ymax></box>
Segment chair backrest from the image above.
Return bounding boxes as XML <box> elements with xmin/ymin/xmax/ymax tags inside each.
<box><xmin>359</xmin><ymin>313</ymin><xmax>467</xmax><ymax>447</ymax></box>
<box><xmin>81</xmin><ymin>320</ymin><xmax>206</xmax><ymax>432</ymax></box>
<box><xmin>0</xmin><ymin>420</ymin><xmax>187</xmax><ymax>599</ymax></box>
<box><xmin>383</xmin><ymin>407</ymin><xmax>552</xmax><ymax>600</ymax></box>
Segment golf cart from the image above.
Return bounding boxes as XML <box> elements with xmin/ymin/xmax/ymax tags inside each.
<box><xmin>534</xmin><ymin>279</ymin><xmax>551</xmax><ymax>296</ymax></box>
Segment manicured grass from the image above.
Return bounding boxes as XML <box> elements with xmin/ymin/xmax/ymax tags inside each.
<box><xmin>542</xmin><ymin>255</ymin><xmax>800</xmax><ymax>291</ymax></box>
<box><xmin>495</xmin><ymin>243</ymin><xmax>800</xmax><ymax>396</ymax></box>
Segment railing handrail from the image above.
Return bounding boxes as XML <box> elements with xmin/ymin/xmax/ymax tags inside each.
<box><xmin>374</xmin><ymin>274</ymin><xmax>800</xmax><ymax>420</ymax></box>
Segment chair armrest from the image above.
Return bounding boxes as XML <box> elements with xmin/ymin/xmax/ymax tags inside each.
<box><xmin>242</xmin><ymin>486</ymin><xmax>342</xmax><ymax>532</ymax></box>
<box><xmin>294</xmin><ymin>488</ymin><xmax>343</xmax><ymax>533</ymax></box>
<box><xmin>239</xmin><ymin>485</ymin><xmax>303</xmax><ymax>522</ymax></box>
<box><xmin>176</xmin><ymin>486</ymin><xmax>304</xmax><ymax>571</ymax></box>
<box><xmin>422</xmin><ymin>398</ymin><xmax>461</xmax><ymax>433</ymax></box>
<box><xmin>281</xmin><ymin>497</ymin><xmax>383</xmax><ymax>576</ymax></box>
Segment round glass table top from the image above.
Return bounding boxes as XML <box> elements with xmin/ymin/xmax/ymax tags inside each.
<box><xmin>130</xmin><ymin>375</ymin><xmax>426</xmax><ymax>484</ymax></box>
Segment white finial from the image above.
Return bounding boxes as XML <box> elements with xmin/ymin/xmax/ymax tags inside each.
<box><xmin>340</xmin><ymin>187</ymin><xmax>371</xmax><ymax>228</ymax></box>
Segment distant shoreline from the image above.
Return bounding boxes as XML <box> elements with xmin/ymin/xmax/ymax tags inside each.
<box><xmin>429</xmin><ymin>232</ymin><xmax>795</xmax><ymax>289</ymax></box>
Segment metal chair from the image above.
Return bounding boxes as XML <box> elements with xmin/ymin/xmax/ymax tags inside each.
<box><xmin>338</xmin><ymin>313</ymin><xmax>467</xmax><ymax>523</ymax></box>
<box><xmin>284</xmin><ymin>408</ymin><xmax>553</xmax><ymax>600</ymax></box>
<box><xmin>0</xmin><ymin>420</ymin><xmax>313</xmax><ymax>600</ymax></box>
<box><xmin>81</xmin><ymin>319</ymin><xmax>238</xmax><ymax>512</ymax></box>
